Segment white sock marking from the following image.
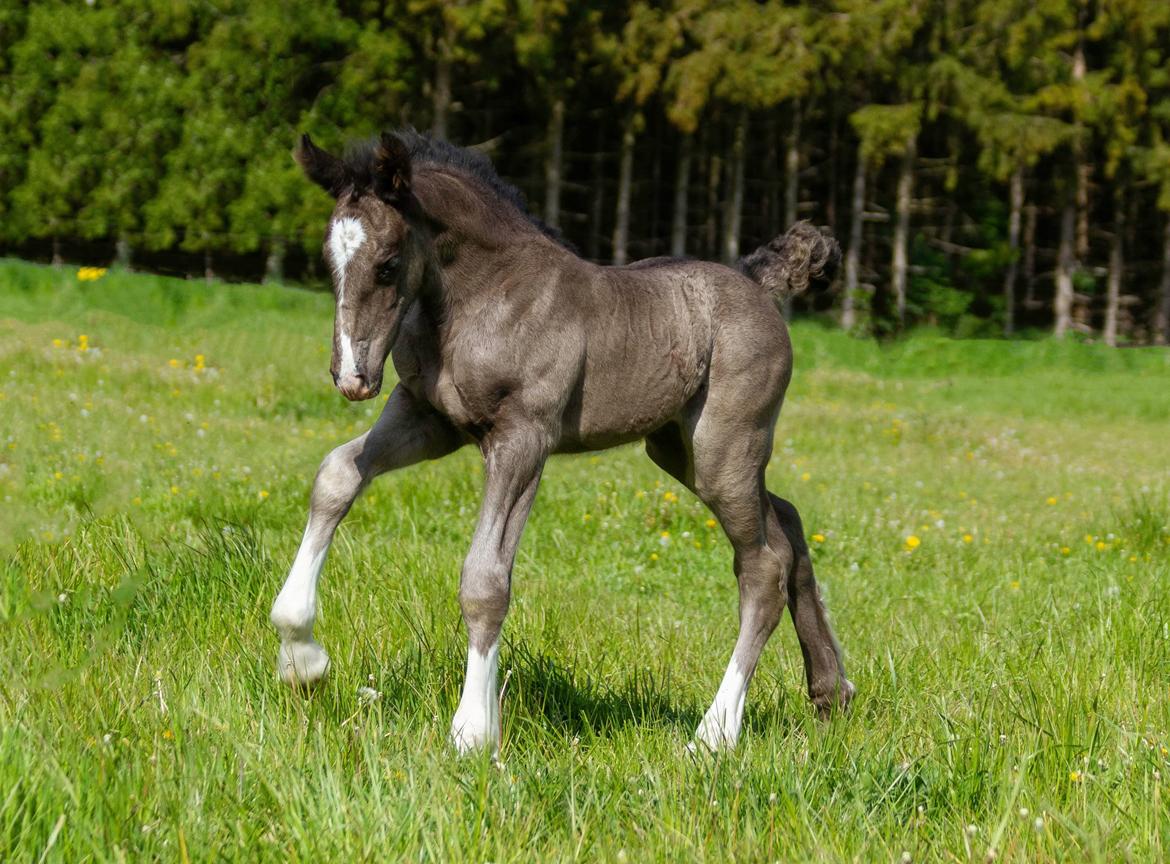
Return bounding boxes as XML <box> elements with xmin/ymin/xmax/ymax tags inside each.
<box><xmin>271</xmin><ymin>524</ymin><xmax>331</xmax><ymax>686</ymax></box>
<box><xmin>328</xmin><ymin>217</ymin><xmax>366</xmax><ymax>379</ymax></box>
<box><xmin>451</xmin><ymin>640</ymin><xmax>501</xmax><ymax>755</ymax></box>
<box><xmin>694</xmin><ymin>657</ymin><xmax>750</xmax><ymax>750</ymax></box>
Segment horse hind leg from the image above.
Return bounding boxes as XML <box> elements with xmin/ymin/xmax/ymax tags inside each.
<box><xmin>648</xmin><ymin>422</ymin><xmax>787</xmax><ymax>750</ymax></box>
<box><xmin>767</xmin><ymin>494</ymin><xmax>854</xmax><ymax>715</ymax></box>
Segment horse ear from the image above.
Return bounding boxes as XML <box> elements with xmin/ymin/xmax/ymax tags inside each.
<box><xmin>373</xmin><ymin>131</ymin><xmax>412</xmax><ymax>205</ymax></box>
<box><xmin>294</xmin><ymin>133</ymin><xmax>349</xmax><ymax>197</ymax></box>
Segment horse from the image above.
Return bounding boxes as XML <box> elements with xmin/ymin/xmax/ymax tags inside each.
<box><xmin>269</xmin><ymin>129</ymin><xmax>854</xmax><ymax>755</ymax></box>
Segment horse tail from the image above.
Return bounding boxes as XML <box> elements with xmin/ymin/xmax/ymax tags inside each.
<box><xmin>737</xmin><ymin>221</ymin><xmax>841</xmax><ymax>303</ymax></box>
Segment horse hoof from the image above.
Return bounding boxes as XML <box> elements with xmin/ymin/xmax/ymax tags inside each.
<box><xmin>814</xmin><ymin>678</ymin><xmax>856</xmax><ymax>718</ymax></box>
<box><xmin>277</xmin><ymin>639</ymin><xmax>330</xmax><ymax>691</ymax></box>
<box><xmin>450</xmin><ymin>712</ymin><xmax>498</xmax><ymax>756</ymax></box>
<box><xmin>692</xmin><ymin>714</ymin><xmax>739</xmax><ymax>752</ymax></box>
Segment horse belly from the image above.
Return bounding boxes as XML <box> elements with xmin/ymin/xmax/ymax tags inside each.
<box><xmin>564</xmin><ymin>323</ymin><xmax>708</xmax><ymax>450</ymax></box>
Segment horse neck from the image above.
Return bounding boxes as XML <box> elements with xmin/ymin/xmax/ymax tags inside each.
<box><xmin>413</xmin><ymin>168</ymin><xmax>566</xmax><ymax>307</ymax></box>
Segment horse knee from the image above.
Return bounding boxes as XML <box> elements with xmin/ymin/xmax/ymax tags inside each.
<box><xmin>311</xmin><ymin>444</ymin><xmax>363</xmax><ymax>518</ymax></box>
<box><xmin>459</xmin><ymin>555</ymin><xmax>511</xmax><ymax>648</ymax></box>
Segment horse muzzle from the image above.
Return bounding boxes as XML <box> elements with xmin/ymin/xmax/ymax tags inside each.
<box><xmin>332</xmin><ymin>370</ymin><xmax>381</xmax><ymax>401</ymax></box>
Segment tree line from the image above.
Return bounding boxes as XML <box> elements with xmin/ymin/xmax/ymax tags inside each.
<box><xmin>2</xmin><ymin>0</ymin><xmax>1169</xmax><ymax>343</ymax></box>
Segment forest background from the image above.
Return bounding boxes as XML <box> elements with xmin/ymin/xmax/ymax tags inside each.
<box><xmin>2</xmin><ymin>0</ymin><xmax>1170</xmax><ymax>342</ymax></box>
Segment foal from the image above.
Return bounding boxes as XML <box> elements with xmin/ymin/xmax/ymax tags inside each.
<box><xmin>270</xmin><ymin>130</ymin><xmax>853</xmax><ymax>754</ymax></box>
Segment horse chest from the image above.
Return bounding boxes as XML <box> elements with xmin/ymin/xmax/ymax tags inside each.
<box><xmin>433</xmin><ymin>358</ymin><xmax>512</xmax><ymax>438</ymax></box>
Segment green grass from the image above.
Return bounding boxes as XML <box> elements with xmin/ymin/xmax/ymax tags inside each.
<box><xmin>2</xmin><ymin>258</ymin><xmax>1169</xmax><ymax>862</ymax></box>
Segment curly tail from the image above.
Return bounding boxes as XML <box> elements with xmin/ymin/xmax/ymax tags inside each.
<box><xmin>737</xmin><ymin>221</ymin><xmax>841</xmax><ymax>302</ymax></box>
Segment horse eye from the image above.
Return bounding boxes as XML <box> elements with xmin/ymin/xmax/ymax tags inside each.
<box><xmin>376</xmin><ymin>257</ymin><xmax>399</xmax><ymax>283</ymax></box>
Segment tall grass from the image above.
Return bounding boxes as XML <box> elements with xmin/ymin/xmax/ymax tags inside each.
<box><xmin>1</xmin><ymin>259</ymin><xmax>1168</xmax><ymax>861</ymax></box>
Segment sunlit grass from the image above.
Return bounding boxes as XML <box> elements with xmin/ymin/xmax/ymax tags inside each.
<box><xmin>2</xmin><ymin>259</ymin><xmax>1169</xmax><ymax>861</ymax></box>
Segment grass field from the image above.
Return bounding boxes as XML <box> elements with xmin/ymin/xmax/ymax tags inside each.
<box><xmin>2</xmin><ymin>259</ymin><xmax>1169</xmax><ymax>862</ymax></box>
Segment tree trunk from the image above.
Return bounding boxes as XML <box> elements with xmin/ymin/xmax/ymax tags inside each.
<box><xmin>891</xmin><ymin>134</ymin><xmax>916</xmax><ymax>329</ymax></box>
<box><xmin>650</xmin><ymin>115</ymin><xmax>662</xmax><ymax>254</ymax></box>
<box><xmin>1103</xmin><ymin>191</ymin><xmax>1124</xmax><ymax>347</ymax></box>
<box><xmin>784</xmin><ymin>99</ymin><xmax>801</xmax><ymax>228</ymax></box>
<box><xmin>842</xmin><ymin>153</ymin><xmax>865</xmax><ymax>331</ymax></box>
<box><xmin>115</xmin><ymin>234</ymin><xmax>132</xmax><ymax>269</ymax></box>
<box><xmin>1072</xmin><ymin>33</ymin><xmax>1090</xmax><ymax>262</ymax></box>
<box><xmin>765</xmin><ymin>112</ymin><xmax>779</xmax><ymax>236</ymax></box>
<box><xmin>1023</xmin><ymin>202</ymin><xmax>1037</xmax><ymax>307</ymax></box>
<box><xmin>670</xmin><ymin>133</ymin><xmax>692</xmax><ymax>257</ymax></box>
<box><xmin>52</xmin><ymin>236</ymin><xmax>63</xmax><ymax>267</ymax></box>
<box><xmin>1155</xmin><ymin>216</ymin><xmax>1170</xmax><ymax>345</ymax></box>
<box><xmin>587</xmin><ymin>119</ymin><xmax>605</xmax><ymax>261</ymax></box>
<box><xmin>827</xmin><ymin>103</ymin><xmax>839</xmax><ymax>230</ymax></box>
<box><xmin>1054</xmin><ymin>201</ymin><xmax>1075</xmax><ymax>338</ymax></box>
<box><xmin>204</xmin><ymin>248</ymin><xmax>215</xmax><ymax>283</ymax></box>
<box><xmin>431</xmin><ymin>31</ymin><xmax>452</xmax><ymax>139</ymax></box>
<box><xmin>265</xmin><ymin>237</ymin><xmax>286</xmax><ymax>284</ymax></box>
<box><xmin>722</xmin><ymin>107</ymin><xmax>747</xmax><ymax>264</ymax></box>
<box><xmin>543</xmin><ymin>94</ymin><xmax>565</xmax><ymax>231</ymax></box>
<box><xmin>1003</xmin><ymin>166</ymin><xmax>1023</xmax><ymax>336</ymax></box>
<box><xmin>705</xmin><ymin>148</ymin><xmax>721</xmax><ymax>260</ymax></box>
<box><xmin>611</xmin><ymin>113</ymin><xmax>636</xmax><ymax>266</ymax></box>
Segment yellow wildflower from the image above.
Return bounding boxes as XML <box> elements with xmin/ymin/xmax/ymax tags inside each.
<box><xmin>705</xmin><ymin>518</ymin><xmax>717</xmax><ymax>529</ymax></box>
<box><xmin>1095</xmin><ymin>541</ymin><xmax>1107</xmax><ymax>551</ymax></box>
<box><xmin>1069</xmin><ymin>771</ymin><xmax>1082</xmax><ymax>783</ymax></box>
<box><xmin>904</xmin><ymin>535</ymin><xmax>921</xmax><ymax>550</ymax></box>
<box><xmin>962</xmin><ymin>533</ymin><xmax>974</xmax><ymax>544</ymax></box>
<box><xmin>800</xmin><ymin>472</ymin><xmax>811</xmax><ymax>482</ymax></box>
<box><xmin>811</xmin><ymin>533</ymin><xmax>826</xmax><ymax>543</ymax></box>
<box><xmin>52</xmin><ymin>338</ymin><xmax>64</xmax><ymax>348</ymax></box>
<box><xmin>1045</xmin><ymin>496</ymin><xmax>1058</xmax><ymax>505</ymax></box>
<box><xmin>1010</xmin><ymin>580</ymin><xmax>1021</xmax><ymax>591</ymax></box>
<box><xmin>649</xmin><ymin>552</ymin><xmax>658</xmax><ymax>561</ymax></box>
<box><xmin>259</xmin><ymin>490</ymin><xmax>270</xmax><ymax>500</ymax></box>
<box><xmin>1060</xmin><ymin>547</ymin><xmax>1071</xmax><ymax>555</ymax></box>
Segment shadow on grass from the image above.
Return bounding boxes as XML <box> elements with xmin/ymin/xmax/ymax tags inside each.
<box><xmin>498</xmin><ymin>642</ymin><xmax>806</xmax><ymax>742</ymax></box>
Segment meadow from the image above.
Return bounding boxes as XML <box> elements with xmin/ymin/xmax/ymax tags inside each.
<box><xmin>1</xmin><ymin>259</ymin><xmax>1168</xmax><ymax>862</ymax></box>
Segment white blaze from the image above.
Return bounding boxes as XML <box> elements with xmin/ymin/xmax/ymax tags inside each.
<box><xmin>328</xmin><ymin>217</ymin><xmax>366</xmax><ymax>379</ymax></box>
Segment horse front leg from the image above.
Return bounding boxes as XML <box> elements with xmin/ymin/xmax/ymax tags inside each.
<box><xmin>450</xmin><ymin>421</ymin><xmax>548</xmax><ymax>755</ymax></box>
<box><xmin>270</xmin><ymin>385</ymin><xmax>461</xmax><ymax>690</ymax></box>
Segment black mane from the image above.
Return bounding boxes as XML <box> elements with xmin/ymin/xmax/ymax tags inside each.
<box><xmin>343</xmin><ymin>129</ymin><xmax>569</xmax><ymax>248</ymax></box>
